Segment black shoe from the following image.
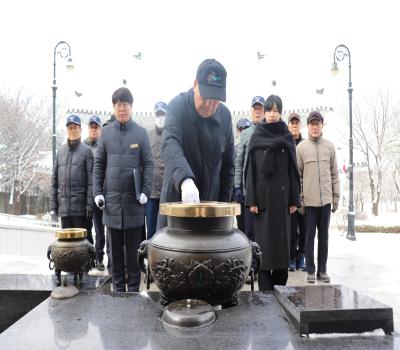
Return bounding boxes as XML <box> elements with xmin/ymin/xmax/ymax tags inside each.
<box><xmin>317</xmin><ymin>272</ymin><xmax>330</xmax><ymax>283</ymax></box>
<box><xmin>97</xmin><ymin>262</ymin><xmax>105</xmax><ymax>271</ymax></box>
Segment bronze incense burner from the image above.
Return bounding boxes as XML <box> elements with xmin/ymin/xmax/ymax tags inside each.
<box><xmin>47</xmin><ymin>228</ymin><xmax>95</xmax><ymax>285</ymax></box>
<box><xmin>138</xmin><ymin>202</ymin><xmax>261</xmax><ymax>307</ymax></box>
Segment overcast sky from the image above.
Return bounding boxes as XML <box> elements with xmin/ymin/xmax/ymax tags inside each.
<box><xmin>1</xmin><ymin>0</ymin><xmax>399</xmax><ymax>115</ymax></box>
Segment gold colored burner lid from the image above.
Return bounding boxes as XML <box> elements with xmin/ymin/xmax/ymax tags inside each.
<box><xmin>160</xmin><ymin>201</ymin><xmax>240</xmax><ymax>218</ymax></box>
<box><xmin>55</xmin><ymin>228</ymin><xmax>87</xmax><ymax>239</ymax></box>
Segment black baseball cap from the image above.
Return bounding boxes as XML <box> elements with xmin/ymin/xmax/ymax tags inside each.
<box><xmin>154</xmin><ymin>101</ymin><xmax>168</xmax><ymax>114</ymax></box>
<box><xmin>196</xmin><ymin>59</ymin><xmax>227</xmax><ymax>102</ymax></box>
<box><xmin>89</xmin><ymin>115</ymin><xmax>101</xmax><ymax>126</ymax></box>
<box><xmin>307</xmin><ymin>111</ymin><xmax>324</xmax><ymax>124</ymax></box>
<box><xmin>251</xmin><ymin>96</ymin><xmax>265</xmax><ymax>107</ymax></box>
<box><xmin>288</xmin><ymin>112</ymin><xmax>301</xmax><ymax>123</ymax></box>
<box><xmin>66</xmin><ymin>115</ymin><xmax>81</xmax><ymax>126</ymax></box>
<box><xmin>236</xmin><ymin>118</ymin><xmax>251</xmax><ymax>131</ymax></box>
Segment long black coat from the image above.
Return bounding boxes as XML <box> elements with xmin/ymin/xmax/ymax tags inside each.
<box><xmin>245</xmin><ymin>121</ymin><xmax>300</xmax><ymax>270</ymax></box>
<box><xmin>93</xmin><ymin>119</ymin><xmax>154</xmax><ymax>229</ymax></box>
<box><xmin>160</xmin><ymin>89</ymin><xmax>234</xmax><ymax>205</ymax></box>
<box><xmin>50</xmin><ymin>140</ymin><xmax>93</xmax><ymax>217</ymax></box>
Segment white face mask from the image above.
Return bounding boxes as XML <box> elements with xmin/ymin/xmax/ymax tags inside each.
<box><xmin>155</xmin><ymin>116</ymin><xmax>165</xmax><ymax>129</ymax></box>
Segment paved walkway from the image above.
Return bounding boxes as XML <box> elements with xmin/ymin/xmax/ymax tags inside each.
<box><xmin>1</xmin><ymin>229</ymin><xmax>399</xmax><ymax>334</ymax></box>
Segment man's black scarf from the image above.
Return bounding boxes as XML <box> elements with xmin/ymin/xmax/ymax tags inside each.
<box><xmin>245</xmin><ymin>120</ymin><xmax>299</xmax><ymax>184</ymax></box>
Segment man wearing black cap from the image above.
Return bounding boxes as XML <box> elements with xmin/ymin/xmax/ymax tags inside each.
<box><xmin>234</xmin><ymin>96</ymin><xmax>265</xmax><ymax>241</ymax></box>
<box><xmin>84</xmin><ymin>116</ymin><xmax>107</xmax><ymax>272</ymax></box>
<box><xmin>287</xmin><ymin>113</ymin><xmax>306</xmax><ymax>272</ymax></box>
<box><xmin>50</xmin><ymin>115</ymin><xmax>94</xmax><ymax>244</ymax></box>
<box><xmin>158</xmin><ymin>59</ymin><xmax>234</xmax><ymax>227</ymax></box>
<box><xmin>145</xmin><ymin>102</ymin><xmax>167</xmax><ymax>239</ymax></box>
<box><xmin>297</xmin><ymin>111</ymin><xmax>340</xmax><ymax>284</ymax></box>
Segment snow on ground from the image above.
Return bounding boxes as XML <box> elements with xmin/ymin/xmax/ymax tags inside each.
<box><xmin>355</xmin><ymin>211</ymin><xmax>400</xmax><ymax>226</ymax></box>
<box><xmin>0</xmin><ymin>213</ymin><xmax>59</xmax><ymax>229</ymax></box>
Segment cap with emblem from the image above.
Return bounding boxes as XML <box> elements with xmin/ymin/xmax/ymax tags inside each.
<box><xmin>154</xmin><ymin>101</ymin><xmax>168</xmax><ymax>114</ymax></box>
<box><xmin>88</xmin><ymin>115</ymin><xmax>101</xmax><ymax>126</ymax></box>
<box><xmin>251</xmin><ymin>96</ymin><xmax>265</xmax><ymax>107</ymax></box>
<box><xmin>66</xmin><ymin>115</ymin><xmax>81</xmax><ymax>126</ymax></box>
<box><xmin>196</xmin><ymin>59</ymin><xmax>227</xmax><ymax>102</ymax></box>
<box><xmin>236</xmin><ymin>118</ymin><xmax>251</xmax><ymax>131</ymax></box>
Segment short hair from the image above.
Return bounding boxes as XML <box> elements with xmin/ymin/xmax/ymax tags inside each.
<box><xmin>264</xmin><ymin>95</ymin><xmax>283</xmax><ymax>114</ymax></box>
<box><xmin>112</xmin><ymin>87</ymin><xmax>133</xmax><ymax>105</ymax></box>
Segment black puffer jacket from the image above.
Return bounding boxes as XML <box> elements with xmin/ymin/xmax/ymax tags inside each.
<box><xmin>92</xmin><ymin>118</ymin><xmax>154</xmax><ymax>229</ymax></box>
<box><xmin>50</xmin><ymin>139</ymin><xmax>93</xmax><ymax>217</ymax></box>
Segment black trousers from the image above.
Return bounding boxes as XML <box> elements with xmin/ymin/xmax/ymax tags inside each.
<box><xmin>258</xmin><ymin>268</ymin><xmax>288</xmax><ymax>291</ymax></box>
<box><xmin>92</xmin><ymin>204</ymin><xmax>106</xmax><ymax>262</ymax></box>
<box><xmin>145</xmin><ymin>198</ymin><xmax>160</xmax><ymax>240</ymax></box>
<box><xmin>289</xmin><ymin>211</ymin><xmax>306</xmax><ymax>260</ymax></box>
<box><xmin>61</xmin><ymin>216</ymin><xmax>93</xmax><ymax>244</ymax></box>
<box><xmin>108</xmin><ymin>227</ymin><xmax>142</xmax><ymax>292</ymax></box>
<box><xmin>304</xmin><ymin>205</ymin><xmax>331</xmax><ymax>274</ymax></box>
<box><xmin>244</xmin><ymin>205</ymin><xmax>255</xmax><ymax>242</ymax></box>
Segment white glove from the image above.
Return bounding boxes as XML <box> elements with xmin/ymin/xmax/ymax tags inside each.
<box><xmin>181</xmin><ymin>178</ymin><xmax>200</xmax><ymax>203</ymax></box>
<box><xmin>95</xmin><ymin>195</ymin><xmax>105</xmax><ymax>209</ymax></box>
<box><xmin>139</xmin><ymin>193</ymin><xmax>148</xmax><ymax>205</ymax></box>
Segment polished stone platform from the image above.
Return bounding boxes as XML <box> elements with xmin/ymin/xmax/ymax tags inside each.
<box><xmin>0</xmin><ymin>291</ymin><xmax>396</xmax><ymax>350</ymax></box>
<box><xmin>0</xmin><ymin>274</ymin><xmax>110</xmax><ymax>333</ymax></box>
<box><xmin>275</xmin><ymin>284</ymin><xmax>394</xmax><ymax>336</ymax></box>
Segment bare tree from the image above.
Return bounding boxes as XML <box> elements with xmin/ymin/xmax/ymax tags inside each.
<box><xmin>353</xmin><ymin>167</ymin><xmax>369</xmax><ymax>213</ymax></box>
<box><xmin>390</xmin><ymin>150</ymin><xmax>400</xmax><ymax>205</ymax></box>
<box><xmin>0</xmin><ymin>90</ymin><xmax>52</xmax><ymax>206</ymax></box>
<box><xmin>353</xmin><ymin>90</ymin><xmax>399</xmax><ymax>216</ymax></box>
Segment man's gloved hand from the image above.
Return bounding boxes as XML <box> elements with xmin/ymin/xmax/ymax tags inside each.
<box><xmin>95</xmin><ymin>195</ymin><xmax>105</xmax><ymax>209</ymax></box>
<box><xmin>181</xmin><ymin>178</ymin><xmax>200</xmax><ymax>203</ymax></box>
<box><xmin>297</xmin><ymin>206</ymin><xmax>305</xmax><ymax>215</ymax></box>
<box><xmin>332</xmin><ymin>202</ymin><xmax>339</xmax><ymax>213</ymax></box>
<box><xmin>234</xmin><ymin>188</ymin><xmax>244</xmax><ymax>203</ymax></box>
<box><xmin>50</xmin><ymin>209</ymin><xmax>58</xmax><ymax>217</ymax></box>
<box><xmin>139</xmin><ymin>193</ymin><xmax>148</xmax><ymax>205</ymax></box>
<box><xmin>86</xmin><ymin>210</ymin><xmax>92</xmax><ymax>219</ymax></box>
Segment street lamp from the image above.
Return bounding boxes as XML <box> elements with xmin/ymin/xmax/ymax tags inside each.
<box><xmin>331</xmin><ymin>44</ymin><xmax>356</xmax><ymax>241</ymax></box>
<box><xmin>52</xmin><ymin>41</ymin><xmax>74</xmax><ymax>171</ymax></box>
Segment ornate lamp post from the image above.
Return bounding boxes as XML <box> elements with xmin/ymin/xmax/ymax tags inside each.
<box><xmin>52</xmin><ymin>41</ymin><xmax>74</xmax><ymax>171</ymax></box>
<box><xmin>331</xmin><ymin>44</ymin><xmax>356</xmax><ymax>241</ymax></box>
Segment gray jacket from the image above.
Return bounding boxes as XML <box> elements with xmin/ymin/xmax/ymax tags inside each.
<box><xmin>93</xmin><ymin>118</ymin><xmax>154</xmax><ymax>229</ymax></box>
<box><xmin>296</xmin><ymin>134</ymin><xmax>340</xmax><ymax>207</ymax></box>
<box><xmin>234</xmin><ymin>124</ymin><xmax>256</xmax><ymax>194</ymax></box>
<box><xmin>84</xmin><ymin>138</ymin><xmax>98</xmax><ymax>153</ymax></box>
<box><xmin>50</xmin><ymin>139</ymin><xmax>93</xmax><ymax>217</ymax></box>
<box><xmin>148</xmin><ymin>127</ymin><xmax>164</xmax><ymax>199</ymax></box>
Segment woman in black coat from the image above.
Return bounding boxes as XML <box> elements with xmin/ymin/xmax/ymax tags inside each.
<box><xmin>245</xmin><ymin>95</ymin><xmax>300</xmax><ymax>291</ymax></box>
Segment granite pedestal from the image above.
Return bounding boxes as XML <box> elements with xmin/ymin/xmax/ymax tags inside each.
<box><xmin>0</xmin><ymin>290</ymin><xmax>396</xmax><ymax>350</ymax></box>
<box><xmin>275</xmin><ymin>284</ymin><xmax>394</xmax><ymax>336</ymax></box>
<box><xmin>0</xmin><ymin>274</ymin><xmax>109</xmax><ymax>333</ymax></box>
